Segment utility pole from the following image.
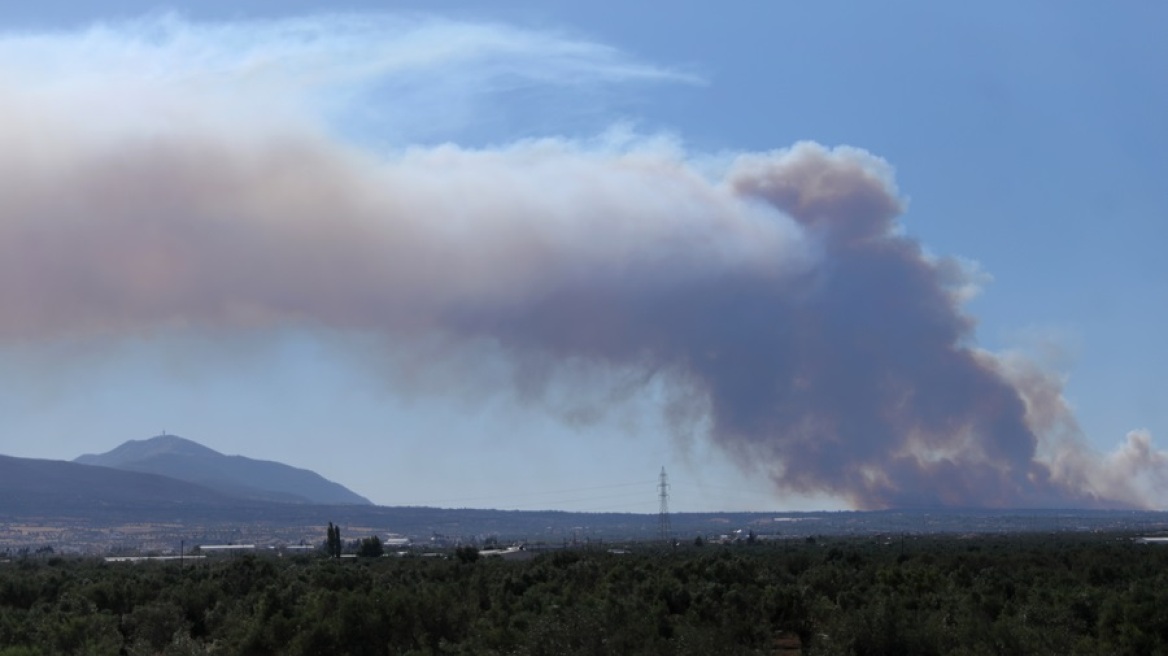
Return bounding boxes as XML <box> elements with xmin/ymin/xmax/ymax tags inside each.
<box><xmin>658</xmin><ymin>467</ymin><xmax>672</xmax><ymax>543</ymax></box>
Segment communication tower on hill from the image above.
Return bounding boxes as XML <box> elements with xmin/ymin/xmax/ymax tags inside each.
<box><xmin>658</xmin><ymin>466</ymin><xmax>672</xmax><ymax>542</ymax></box>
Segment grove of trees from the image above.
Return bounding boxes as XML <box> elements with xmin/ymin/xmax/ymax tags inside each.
<box><xmin>357</xmin><ymin>536</ymin><xmax>384</xmax><ymax>559</ymax></box>
<box><xmin>1</xmin><ymin>532</ymin><xmax>1167</xmax><ymax>654</ymax></box>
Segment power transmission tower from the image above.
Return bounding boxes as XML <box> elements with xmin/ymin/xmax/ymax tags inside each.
<box><xmin>658</xmin><ymin>466</ymin><xmax>672</xmax><ymax>543</ymax></box>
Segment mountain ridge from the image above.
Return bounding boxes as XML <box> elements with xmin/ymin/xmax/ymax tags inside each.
<box><xmin>75</xmin><ymin>434</ymin><xmax>372</xmax><ymax>506</ymax></box>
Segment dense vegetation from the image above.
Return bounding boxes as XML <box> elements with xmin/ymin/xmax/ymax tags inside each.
<box><xmin>2</xmin><ymin>533</ymin><xmax>1168</xmax><ymax>655</ymax></box>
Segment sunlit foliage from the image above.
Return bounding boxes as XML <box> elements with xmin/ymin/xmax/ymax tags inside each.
<box><xmin>1</xmin><ymin>534</ymin><xmax>1167</xmax><ymax>654</ymax></box>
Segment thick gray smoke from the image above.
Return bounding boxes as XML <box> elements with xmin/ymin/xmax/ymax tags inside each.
<box><xmin>2</xmin><ymin>14</ymin><xmax>1163</xmax><ymax>509</ymax></box>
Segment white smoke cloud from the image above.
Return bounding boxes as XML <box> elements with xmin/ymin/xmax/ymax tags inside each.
<box><xmin>1</xmin><ymin>13</ymin><xmax>1163</xmax><ymax>509</ymax></box>
<box><xmin>0</xmin><ymin>13</ymin><xmax>697</xmax><ymax>144</ymax></box>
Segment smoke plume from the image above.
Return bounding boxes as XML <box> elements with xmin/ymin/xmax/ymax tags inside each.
<box><xmin>2</xmin><ymin>14</ymin><xmax>1163</xmax><ymax>509</ymax></box>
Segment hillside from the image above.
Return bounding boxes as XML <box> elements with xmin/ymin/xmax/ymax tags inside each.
<box><xmin>0</xmin><ymin>454</ymin><xmax>235</xmax><ymax>513</ymax></box>
<box><xmin>76</xmin><ymin>434</ymin><xmax>372</xmax><ymax>505</ymax></box>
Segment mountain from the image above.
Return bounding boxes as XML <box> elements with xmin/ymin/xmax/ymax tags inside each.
<box><xmin>0</xmin><ymin>454</ymin><xmax>236</xmax><ymax>513</ymax></box>
<box><xmin>75</xmin><ymin>435</ymin><xmax>372</xmax><ymax>506</ymax></box>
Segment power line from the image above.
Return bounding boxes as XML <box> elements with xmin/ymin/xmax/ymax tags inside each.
<box><xmin>504</xmin><ymin>490</ymin><xmax>658</xmax><ymax>511</ymax></box>
<box><xmin>407</xmin><ymin>480</ymin><xmax>655</xmax><ymax>507</ymax></box>
<box><xmin>385</xmin><ymin>475</ymin><xmax>785</xmax><ymax>513</ymax></box>
<box><xmin>574</xmin><ymin>500</ymin><xmax>660</xmax><ymax>513</ymax></box>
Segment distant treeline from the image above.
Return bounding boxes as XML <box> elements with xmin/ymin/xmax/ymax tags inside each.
<box><xmin>1</xmin><ymin>533</ymin><xmax>1167</xmax><ymax>654</ymax></box>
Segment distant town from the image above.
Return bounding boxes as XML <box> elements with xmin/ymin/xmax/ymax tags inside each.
<box><xmin>5</xmin><ymin>507</ymin><xmax>1168</xmax><ymax>558</ymax></box>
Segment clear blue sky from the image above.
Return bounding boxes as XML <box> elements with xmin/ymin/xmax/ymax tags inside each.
<box><xmin>0</xmin><ymin>2</ymin><xmax>1164</xmax><ymax>512</ymax></box>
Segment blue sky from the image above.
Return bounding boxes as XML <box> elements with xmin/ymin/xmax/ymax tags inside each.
<box><xmin>0</xmin><ymin>2</ymin><xmax>1164</xmax><ymax>512</ymax></box>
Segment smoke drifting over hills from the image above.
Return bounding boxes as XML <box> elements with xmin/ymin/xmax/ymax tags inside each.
<box><xmin>2</xmin><ymin>14</ymin><xmax>1163</xmax><ymax>509</ymax></box>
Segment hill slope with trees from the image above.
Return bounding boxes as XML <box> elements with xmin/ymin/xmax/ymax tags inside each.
<box><xmin>75</xmin><ymin>434</ymin><xmax>371</xmax><ymax>505</ymax></box>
